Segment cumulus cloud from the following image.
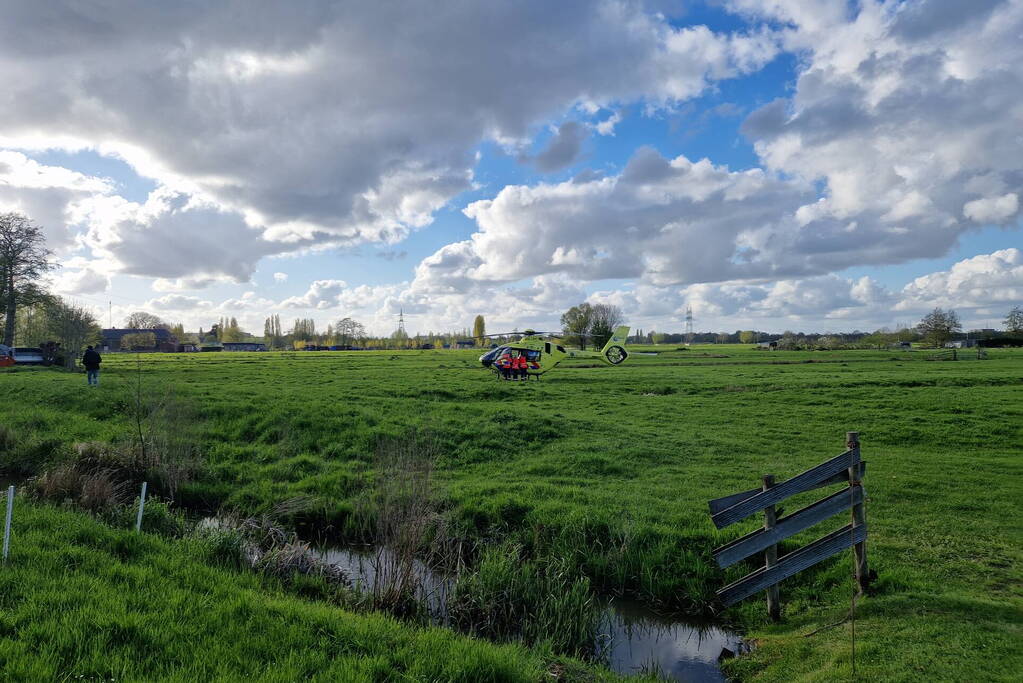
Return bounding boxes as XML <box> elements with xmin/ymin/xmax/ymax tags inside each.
<box><xmin>0</xmin><ymin>0</ymin><xmax>779</xmax><ymax>279</ymax></box>
<box><xmin>78</xmin><ymin>187</ymin><xmax>287</xmax><ymax>282</ymax></box>
<box><xmin>405</xmin><ymin>0</ymin><xmax>1023</xmax><ymax>314</ymax></box>
<box><xmin>51</xmin><ymin>267</ymin><xmax>110</xmax><ymax>296</ymax></box>
<box><xmin>0</xmin><ymin>151</ymin><xmax>113</xmax><ymax>250</ymax></box>
<box><xmin>737</xmin><ymin>0</ymin><xmax>1022</xmax><ymax>240</ymax></box>
<box><xmin>272</xmin><ymin>272</ymin><xmax>288</xmax><ymax>283</ymax></box>
<box><xmin>146</xmin><ymin>295</ymin><xmax>213</xmax><ymax>311</ymax></box>
<box><xmin>280</xmin><ymin>279</ymin><xmax>349</xmax><ymax>309</ymax></box>
<box><xmin>897</xmin><ymin>247</ymin><xmax>1023</xmax><ymax>310</ymax></box>
<box><xmin>964</xmin><ymin>194</ymin><xmax>1019</xmax><ymax>223</ymax></box>
<box><xmin>415</xmin><ymin>147</ymin><xmax>816</xmax><ymax>291</ymax></box>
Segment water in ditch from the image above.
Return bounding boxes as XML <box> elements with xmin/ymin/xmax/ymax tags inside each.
<box><xmin>314</xmin><ymin>545</ymin><xmax>744</xmax><ymax>682</ymax></box>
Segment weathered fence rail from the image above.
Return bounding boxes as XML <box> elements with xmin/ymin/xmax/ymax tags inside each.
<box><xmin>707</xmin><ymin>432</ymin><xmax>869</xmax><ymax>619</ymax></box>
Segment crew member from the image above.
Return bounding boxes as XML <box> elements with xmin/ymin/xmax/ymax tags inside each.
<box><xmin>513</xmin><ymin>352</ymin><xmax>528</xmax><ymax>380</ymax></box>
<box><xmin>496</xmin><ymin>352</ymin><xmax>513</xmax><ymax>380</ymax></box>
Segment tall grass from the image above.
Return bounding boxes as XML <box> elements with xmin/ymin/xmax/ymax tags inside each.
<box><xmin>450</xmin><ymin>543</ymin><xmax>602</xmax><ymax>658</ymax></box>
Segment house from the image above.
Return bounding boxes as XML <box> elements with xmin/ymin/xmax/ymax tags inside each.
<box><xmin>756</xmin><ymin>341</ymin><xmax>777</xmax><ymax>350</ymax></box>
<box><xmin>945</xmin><ymin>339</ymin><xmax>976</xmax><ymax>349</ymax></box>
<box><xmin>100</xmin><ymin>328</ymin><xmax>177</xmax><ymax>352</ymax></box>
<box><xmin>222</xmin><ymin>342</ymin><xmax>267</xmax><ymax>352</ymax></box>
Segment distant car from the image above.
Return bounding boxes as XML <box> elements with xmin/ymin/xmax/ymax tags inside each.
<box><xmin>13</xmin><ymin>347</ymin><xmax>44</xmax><ymax>364</ymax></box>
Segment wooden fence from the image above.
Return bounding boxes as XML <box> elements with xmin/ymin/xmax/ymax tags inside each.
<box><xmin>707</xmin><ymin>432</ymin><xmax>869</xmax><ymax>620</ymax></box>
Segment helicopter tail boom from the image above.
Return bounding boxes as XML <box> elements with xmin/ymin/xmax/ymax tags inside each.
<box><xmin>599</xmin><ymin>326</ymin><xmax>630</xmax><ymax>365</ymax></box>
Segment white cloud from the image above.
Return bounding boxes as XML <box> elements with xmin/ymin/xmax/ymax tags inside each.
<box><xmin>51</xmin><ymin>268</ymin><xmax>110</xmax><ymax>296</ymax></box>
<box><xmin>897</xmin><ymin>248</ymin><xmax>1023</xmax><ymax>310</ymax></box>
<box><xmin>0</xmin><ymin>1</ymin><xmax>779</xmax><ymax>280</ymax></box>
<box><xmin>146</xmin><ymin>295</ymin><xmax>214</xmax><ymax>312</ymax></box>
<box><xmin>273</xmin><ymin>272</ymin><xmax>288</xmax><ymax>283</ymax></box>
<box><xmin>738</xmin><ymin>0</ymin><xmax>1023</xmax><ymax>239</ymax></box>
<box><xmin>963</xmin><ymin>193</ymin><xmax>1019</xmax><ymax>224</ymax></box>
<box><xmin>280</xmin><ymin>279</ymin><xmax>349</xmax><ymax>309</ymax></box>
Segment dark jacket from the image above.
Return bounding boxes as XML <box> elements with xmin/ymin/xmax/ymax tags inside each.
<box><xmin>82</xmin><ymin>349</ymin><xmax>102</xmax><ymax>371</ymax></box>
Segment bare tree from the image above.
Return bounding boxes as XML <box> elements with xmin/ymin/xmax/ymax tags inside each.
<box><xmin>124</xmin><ymin>311</ymin><xmax>167</xmax><ymax>329</ymax></box>
<box><xmin>0</xmin><ymin>213</ymin><xmax>56</xmax><ymax>346</ymax></box>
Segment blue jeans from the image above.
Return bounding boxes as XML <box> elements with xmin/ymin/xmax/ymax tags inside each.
<box><xmin>87</xmin><ymin>369</ymin><xmax>99</xmax><ymax>386</ymax></box>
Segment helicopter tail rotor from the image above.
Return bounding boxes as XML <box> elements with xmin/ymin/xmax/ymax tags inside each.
<box><xmin>599</xmin><ymin>326</ymin><xmax>630</xmax><ymax>365</ymax></box>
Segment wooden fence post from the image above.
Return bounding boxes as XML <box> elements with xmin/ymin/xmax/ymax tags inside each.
<box><xmin>2</xmin><ymin>485</ymin><xmax>13</xmax><ymax>563</ymax></box>
<box><xmin>762</xmin><ymin>474</ymin><xmax>780</xmax><ymax>621</ymax></box>
<box><xmin>135</xmin><ymin>481</ymin><xmax>147</xmax><ymax>533</ymax></box>
<box><xmin>846</xmin><ymin>432</ymin><xmax>868</xmax><ymax>592</ymax></box>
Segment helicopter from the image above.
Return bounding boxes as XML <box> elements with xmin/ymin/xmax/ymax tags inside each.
<box><xmin>478</xmin><ymin>326</ymin><xmax>630</xmax><ymax>379</ymax></box>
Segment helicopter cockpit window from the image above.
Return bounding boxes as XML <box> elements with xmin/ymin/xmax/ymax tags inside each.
<box><xmin>544</xmin><ymin>342</ymin><xmax>552</xmax><ymax>355</ymax></box>
<box><xmin>556</xmin><ymin>345</ymin><xmax>565</xmax><ymax>353</ymax></box>
<box><xmin>525</xmin><ymin>350</ymin><xmax>540</xmax><ymax>362</ymax></box>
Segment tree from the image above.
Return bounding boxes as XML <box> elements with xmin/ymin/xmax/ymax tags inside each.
<box><xmin>715</xmin><ymin>332</ymin><xmax>730</xmax><ymax>344</ymax></box>
<box><xmin>47</xmin><ymin>298</ymin><xmax>99</xmax><ymax>368</ymax></box>
<box><xmin>589</xmin><ymin>303</ymin><xmax>624</xmax><ymax>349</ymax></box>
<box><xmin>473</xmin><ymin>315</ymin><xmax>486</xmax><ymax>346</ymax></box>
<box><xmin>918</xmin><ymin>308</ymin><xmax>961</xmax><ymax>347</ymax></box>
<box><xmin>121</xmin><ymin>332</ymin><xmax>156</xmax><ymax>350</ymax></box>
<box><xmin>1006</xmin><ymin>306</ymin><xmax>1023</xmax><ymax>333</ymax></box>
<box><xmin>0</xmin><ymin>213</ymin><xmax>56</xmax><ymax>346</ymax></box>
<box><xmin>335</xmin><ymin>317</ymin><xmax>365</xmax><ymax>347</ymax></box>
<box><xmin>560</xmin><ymin>303</ymin><xmax>594</xmax><ymax>349</ymax></box>
<box><xmin>739</xmin><ymin>331</ymin><xmax>756</xmax><ymax>345</ymax></box>
<box><xmin>124</xmin><ymin>311</ymin><xmax>167</xmax><ymax>330</ymax></box>
<box><xmin>221</xmin><ymin>317</ymin><xmax>243</xmax><ymax>342</ymax></box>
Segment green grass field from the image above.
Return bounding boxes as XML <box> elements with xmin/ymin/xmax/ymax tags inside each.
<box><xmin>2</xmin><ymin>345</ymin><xmax>1021</xmax><ymax>681</ymax></box>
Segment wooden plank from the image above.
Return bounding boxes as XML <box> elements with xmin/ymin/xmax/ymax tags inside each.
<box><xmin>710</xmin><ymin>450</ymin><xmax>860</xmax><ymax>529</ymax></box>
<box><xmin>713</xmin><ymin>485</ymin><xmax>864</xmax><ymax>568</ymax></box>
<box><xmin>708</xmin><ymin>487</ymin><xmax>760</xmax><ymax>515</ymax></box>
<box><xmin>716</xmin><ymin>523</ymin><xmax>866</xmax><ymax>606</ymax></box>
<box><xmin>707</xmin><ymin>462</ymin><xmax>866</xmax><ymax>514</ymax></box>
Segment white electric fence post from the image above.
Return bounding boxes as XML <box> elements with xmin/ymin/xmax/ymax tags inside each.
<box><xmin>135</xmin><ymin>482</ymin><xmax>147</xmax><ymax>532</ymax></box>
<box><xmin>3</xmin><ymin>485</ymin><xmax>13</xmax><ymax>562</ymax></box>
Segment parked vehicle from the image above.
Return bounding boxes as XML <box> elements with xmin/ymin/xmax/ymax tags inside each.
<box><xmin>13</xmin><ymin>347</ymin><xmax>45</xmax><ymax>364</ymax></box>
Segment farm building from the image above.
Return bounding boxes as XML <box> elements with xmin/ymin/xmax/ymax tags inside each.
<box><xmin>945</xmin><ymin>339</ymin><xmax>977</xmax><ymax>349</ymax></box>
<box><xmin>101</xmin><ymin>328</ymin><xmax>177</xmax><ymax>352</ymax></box>
<box><xmin>756</xmin><ymin>341</ymin><xmax>778</xmax><ymax>349</ymax></box>
<box><xmin>455</xmin><ymin>340</ymin><xmax>476</xmax><ymax>348</ymax></box>
<box><xmin>222</xmin><ymin>342</ymin><xmax>267</xmax><ymax>352</ymax></box>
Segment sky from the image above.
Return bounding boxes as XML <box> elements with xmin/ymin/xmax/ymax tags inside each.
<box><xmin>0</xmin><ymin>0</ymin><xmax>1020</xmax><ymax>336</ymax></box>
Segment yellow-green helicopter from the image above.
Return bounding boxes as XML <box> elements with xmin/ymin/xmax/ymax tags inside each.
<box><xmin>478</xmin><ymin>326</ymin><xmax>630</xmax><ymax>379</ymax></box>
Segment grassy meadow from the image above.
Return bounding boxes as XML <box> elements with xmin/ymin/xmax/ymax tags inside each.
<box><xmin>1</xmin><ymin>344</ymin><xmax>1021</xmax><ymax>681</ymax></box>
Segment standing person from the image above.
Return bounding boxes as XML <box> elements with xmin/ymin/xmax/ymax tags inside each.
<box><xmin>496</xmin><ymin>351</ymin><xmax>513</xmax><ymax>380</ymax></box>
<box><xmin>82</xmin><ymin>345</ymin><xmax>102</xmax><ymax>386</ymax></box>
<box><xmin>513</xmin><ymin>352</ymin><xmax>528</xmax><ymax>381</ymax></box>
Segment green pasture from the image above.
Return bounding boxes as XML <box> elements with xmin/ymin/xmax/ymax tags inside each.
<box><xmin>2</xmin><ymin>345</ymin><xmax>1021</xmax><ymax>681</ymax></box>
<box><xmin>0</xmin><ymin>502</ymin><xmax>614</xmax><ymax>682</ymax></box>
